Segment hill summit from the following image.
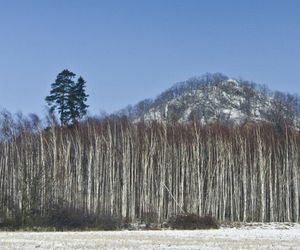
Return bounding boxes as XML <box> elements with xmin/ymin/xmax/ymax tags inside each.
<box><xmin>119</xmin><ymin>73</ymin><xmax>300</xmax><ymax>126</ymax></box>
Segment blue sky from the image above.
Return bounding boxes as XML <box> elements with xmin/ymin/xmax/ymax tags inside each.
<box><xmin>0</xmin><ymin>0</ymin><xmax>300</xmax><ymax>116</ymax></box>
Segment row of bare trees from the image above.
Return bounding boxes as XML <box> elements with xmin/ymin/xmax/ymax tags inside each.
<box><xmin>0</xmin><ymin>114</ymin><xmax>299</xmax><ymax>225</ymax></box>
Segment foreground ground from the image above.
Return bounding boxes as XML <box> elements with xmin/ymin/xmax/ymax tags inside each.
<box><xmin>0</xmin><ymin>223</ymin><xmax>299</xmax><ymax>249</ymax></box>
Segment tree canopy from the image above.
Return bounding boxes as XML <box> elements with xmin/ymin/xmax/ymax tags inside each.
<box><xmin>46</xmin><ymin>69</ymin><xmax>89</xmax><ymax>125</ymax></box>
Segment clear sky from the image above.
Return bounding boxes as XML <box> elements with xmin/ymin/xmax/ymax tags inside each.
<box><xmin>0</xmin><ymin>0</ymin><xmax>300</xmax><ymax>116</ymax></box>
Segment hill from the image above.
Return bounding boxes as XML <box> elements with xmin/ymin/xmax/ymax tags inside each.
<box><xmin>119</xmin><ymin>73</ymin><xmax>300</xmax><ymax>127</ymax></box>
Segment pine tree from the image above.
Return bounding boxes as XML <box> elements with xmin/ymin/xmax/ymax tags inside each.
<box><xmin>69</xmin><ymin>76</ymin><xmax>89</xmax><ymax>124</ymax></box>
<box><xmin>46</xmin><ymin>70</ymin><xmax>88</xmax><ymax>125</ymax></box>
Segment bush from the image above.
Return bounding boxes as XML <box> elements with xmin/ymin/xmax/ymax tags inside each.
<box><xmin>169</xmin><ymin>213</ymin><xmax>219</xmax><ymax>230</ymax></box>
<box><xmin>0</xmin><ymin>210</ymin><xmax>22</xmax><ymax>229</ymax></box>
<box><xmin>47</xmin><ymin>206</ymin><xmax>95</xmax><ymax>229</ymax></box>
<box><xmin>46</xmin><ymin>205</ymin><xmax>122</xmax><ymax>230</ymax></box>
<box><xmin>96</xmin><ymin>215</ymin><xmax>122</xmax><ymax>230</ymax></box>
<box><xmin>142</xmin><ymin>211</ymin><xmax>158</xmax><ymax>225</ymax></box>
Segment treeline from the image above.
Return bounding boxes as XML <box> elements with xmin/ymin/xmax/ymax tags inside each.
<box><xmin>0</xmin><ymin>112</ymin><xmax>299</xmax><ymax>227</ymax></box>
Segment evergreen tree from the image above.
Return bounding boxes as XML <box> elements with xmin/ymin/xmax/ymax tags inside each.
<box><xmin>46</xmin><ymin>69</ymin><xmax>88</xmax><ymax>125</ymax></box>
<box><xmin>68</xmin><ymin>76</ymin><xmax>89</xmax><ymax>124</ymax></box>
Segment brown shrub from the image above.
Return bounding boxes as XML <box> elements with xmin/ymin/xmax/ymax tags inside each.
<box><xmin>169</xmin><ymin>214</ymin><xmax>219</xmax><ymax>230</ymax></box>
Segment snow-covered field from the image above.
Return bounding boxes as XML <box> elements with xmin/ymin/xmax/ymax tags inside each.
<box><xmin>0</xmin><ymin>223</ymin><xmax>299</xmax><ymax>249</ymax></box>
